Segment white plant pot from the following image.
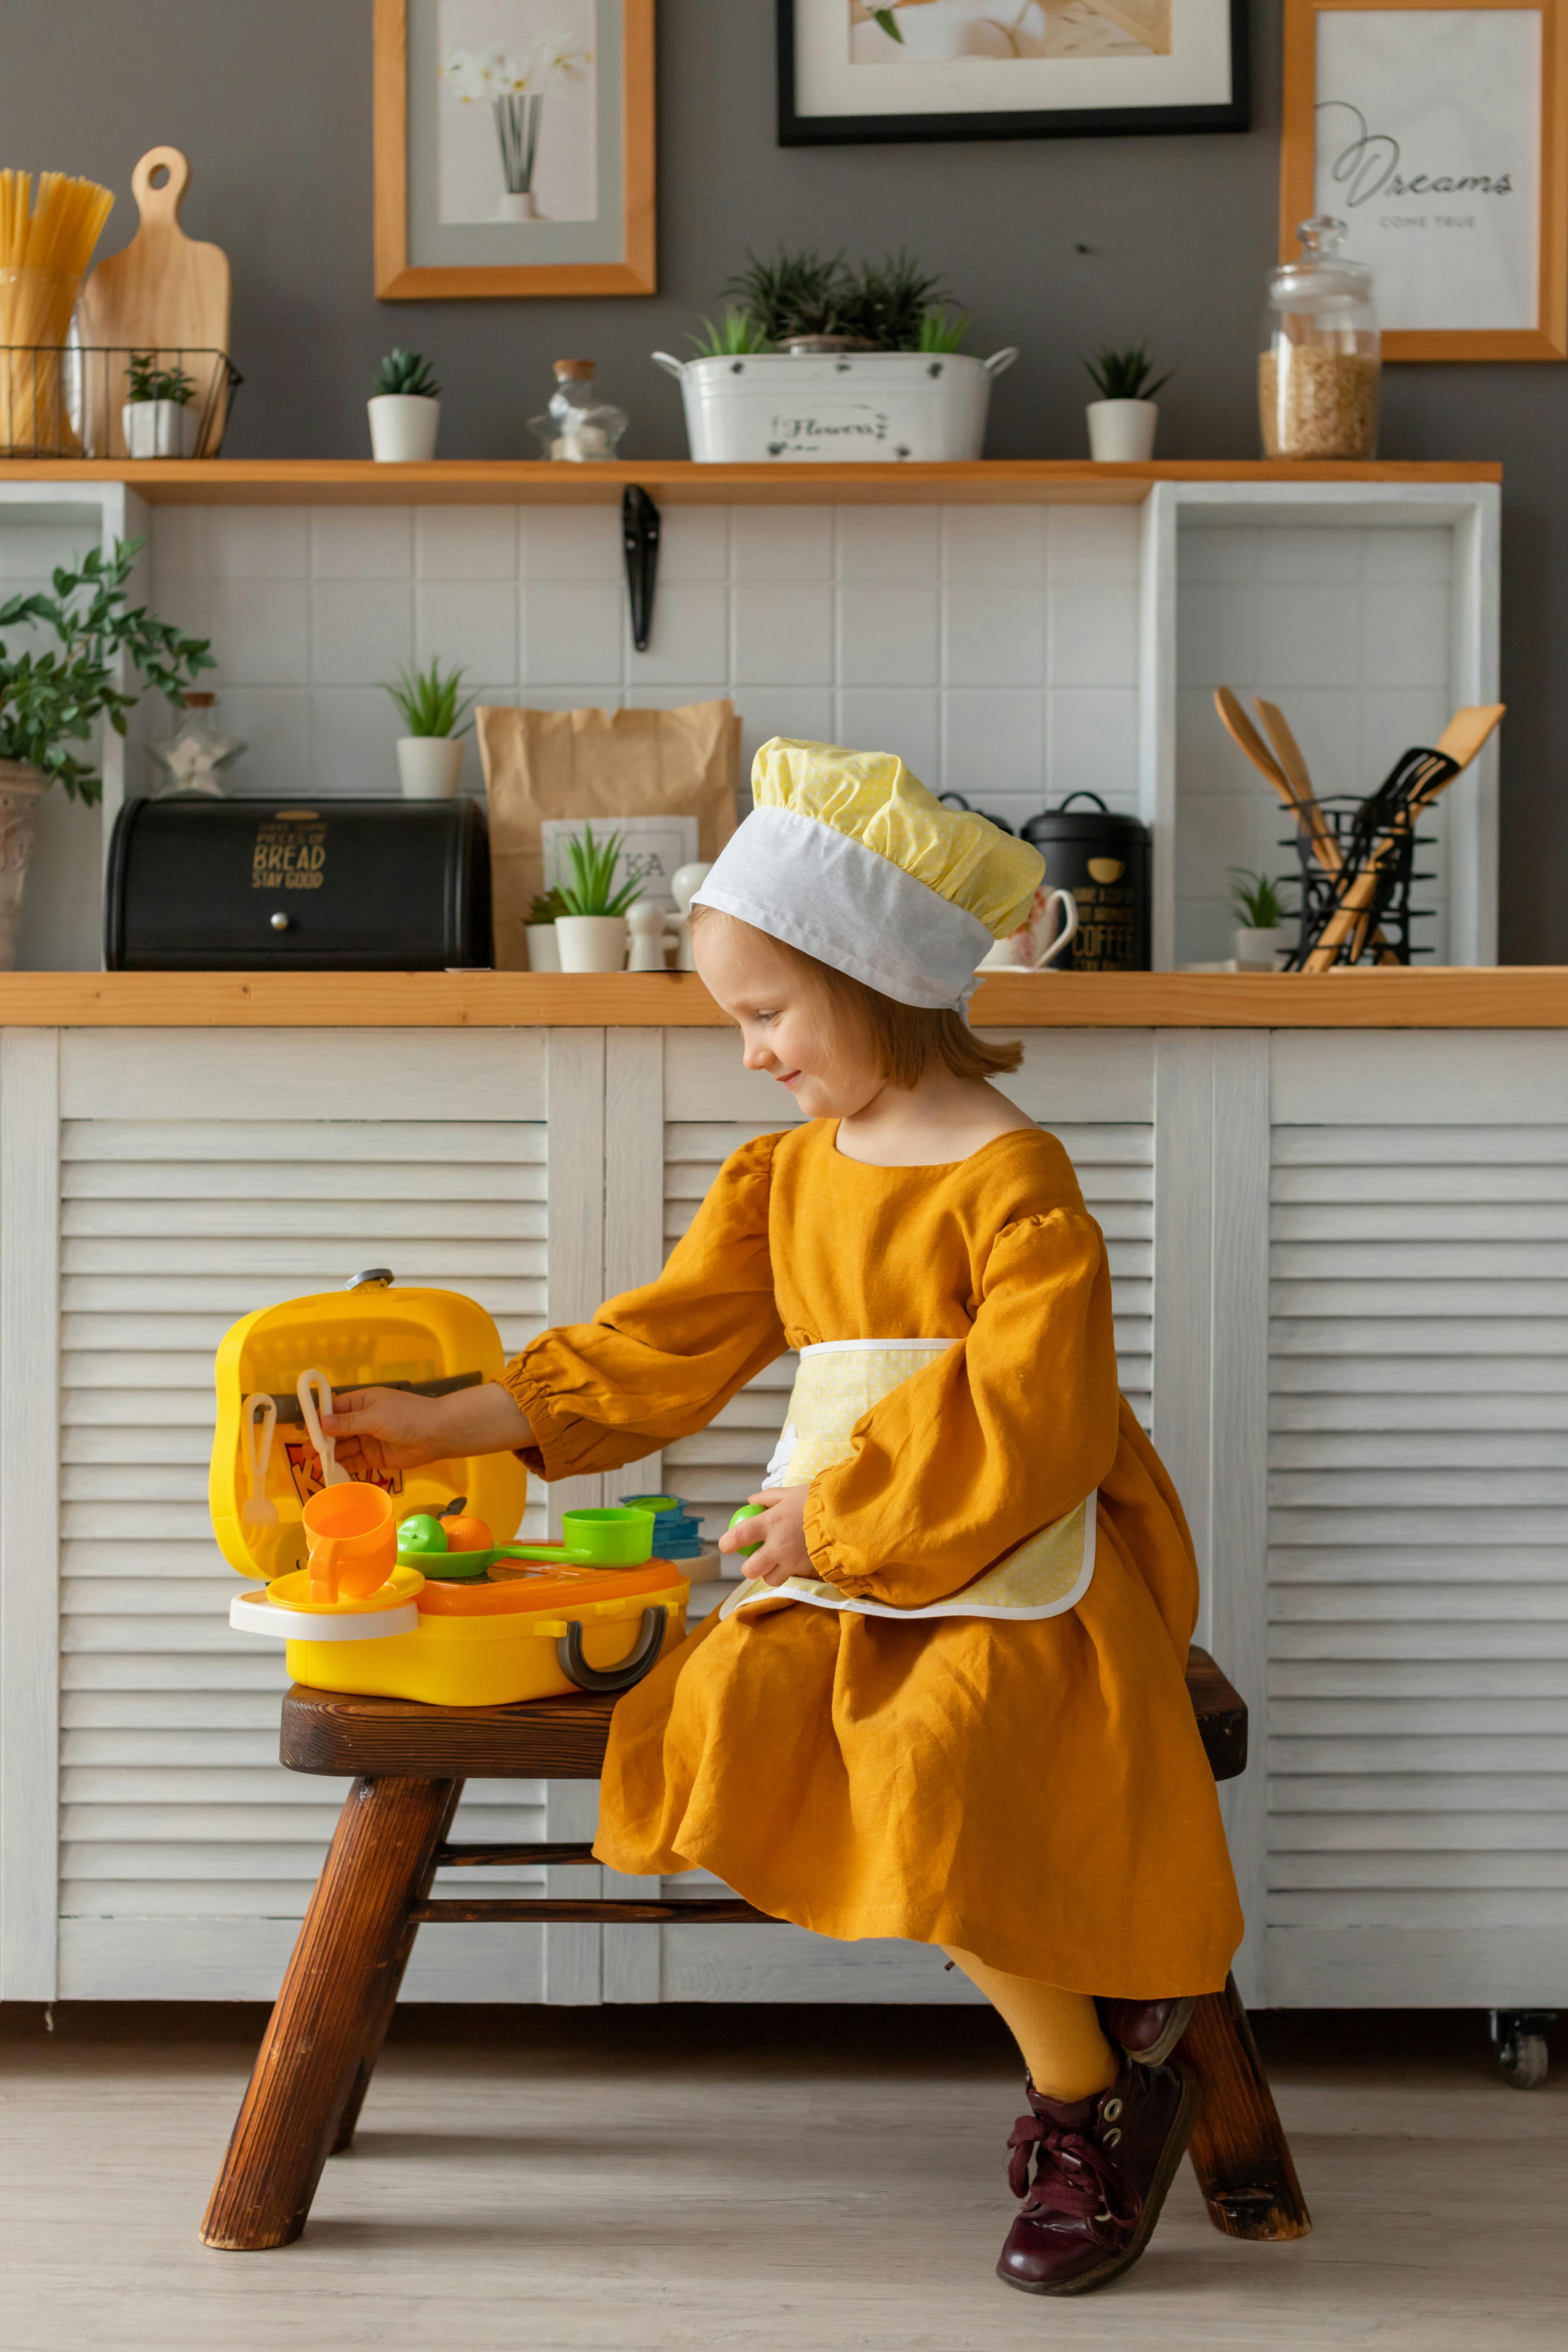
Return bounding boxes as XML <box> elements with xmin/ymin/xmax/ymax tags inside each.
<box><xmin>496</xmin><ymin>190</ymin><xmax>541</xmax><ymax>222</ymax></box>
<box><xmin>556</xmin><ymin>914</ymin><xmax>628</xmax><ymax>973</ymax></box>
<box><xmin>122</xmin><ymin>398</ymin><xmax>201</xmax><ymax>459</ymax></box>
<box><xmin>652</xmin><ymin>348</ymin><xmax>1019</xmax><ymax>463</ymax></box>
<box><xmin>0</xmin><ymin>761</ymin><xmax>45</xmax><ymax>973</ymax></box>
<box><xmin>525</xmin><ymin>922</ymin><xmax>562</xmax><ymax>972</ymax></box>
<box><xmin>1233</xmin><ymin>924</ymin><xmax>1291</xmax><ymax>970</ymax></box>
<box><xmin>395</xmin><ymin>736</ymin><xmax>464</xmax><ymax>800</ymax></box>
<box><xmin>368</xmin><ymin>395</ymin><xmax>441</xmax><ymax>462</ymax></box>
<box><xmin>1087</xmin><ymin>400</ymin><xmax>1160</xmax><ymax>462</ymax></box>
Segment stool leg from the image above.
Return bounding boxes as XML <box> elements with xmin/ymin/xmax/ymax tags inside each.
<box><xmin>201</xmin><ymin>1773</ymin><xmax>458</xmax><ymax>2250</ymax></box>
<box><xmin>1180</xmin><ymin>1974</ymin><xmax>1313</xmax><ymax>2242</ymax></box>
<box><xmin>331</xmin><ymin>1779</ymin><xmax>461</xmax><ymax>2155</ymax></box>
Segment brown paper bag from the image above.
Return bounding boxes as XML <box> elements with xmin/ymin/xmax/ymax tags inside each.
<box><xmin>478</xmin><ymin>700</ymin><xmax>742</xmax><ymax>970</ymax></box>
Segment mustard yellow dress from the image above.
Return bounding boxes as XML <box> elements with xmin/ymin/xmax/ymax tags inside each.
<box><xmin>505</xmin><ymin>1120</ymin><xmax>1243</xmax><ymax>1996</ymax></box>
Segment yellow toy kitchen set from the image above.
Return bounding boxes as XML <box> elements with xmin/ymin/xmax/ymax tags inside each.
<box><xmin>210</xmin><ymin>1269</ymin><xmax>689</xmax><ymax>1704</ymax></box>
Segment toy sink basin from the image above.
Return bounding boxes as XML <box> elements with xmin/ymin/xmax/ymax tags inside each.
<box><xmin>231</xmin><ymin>1557</ymin><xmax>690</xmax><ymax>1706</ymax></box>
<box><xmin>210</xmin><ymin>1276</ymin><xmax>530</xmax><ymax>1588</ymax></box>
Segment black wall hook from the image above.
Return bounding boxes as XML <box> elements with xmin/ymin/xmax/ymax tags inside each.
<box><xmin>622</xmin><ymin>484</ymin><xmax>661</xmax><ymax>653</ymax></box>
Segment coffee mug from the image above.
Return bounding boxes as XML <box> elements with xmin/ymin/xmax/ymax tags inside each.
<box><xmin>302</xmin><ymin>1480</ymin><xmax>397</xmax><ymax>1603</ymax></box>
<box><xmin>979</xmin><ymin>886</ymin><xmax>1079</xmax><ymax>973</ymax></box>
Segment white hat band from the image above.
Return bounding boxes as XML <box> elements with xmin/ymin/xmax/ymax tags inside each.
<box><xmin>690</xmin><ymin>804</ymin><xmax>992</xmax><ymax>1012</ymax></box>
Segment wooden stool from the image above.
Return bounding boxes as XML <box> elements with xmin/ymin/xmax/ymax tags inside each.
<box><xmin>201</xmin><ymin>1645</ymin><xmax>1310</xmax><ymax>2252</ymax></box>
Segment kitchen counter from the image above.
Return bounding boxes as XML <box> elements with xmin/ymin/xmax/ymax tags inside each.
<box><xmin>0</xmin><ymin>968</ymin><xmax>1563</xmax><ymax>1026</ymax></box>
<box><xmin>1</xmin><ymin>981</ymin><xmax>1562</xmax><ymax>2017</ymax></box>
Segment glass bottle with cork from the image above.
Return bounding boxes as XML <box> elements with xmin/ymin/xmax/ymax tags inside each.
<box><xmin>529</xmin><ymin>360</ymin><xmax>628</xmax><ymax>462</ymax></box>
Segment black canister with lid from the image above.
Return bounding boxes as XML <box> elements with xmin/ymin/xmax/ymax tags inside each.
<box><xmin>1020</xmin><ymin>794</ymin><xmax>1150</xmax><ymax>971</ymax></box>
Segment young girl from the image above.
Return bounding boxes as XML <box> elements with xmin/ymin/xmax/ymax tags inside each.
<box><xmin>325</xmin><ymin>739</ymin><xmax>1243</xmax><ymax>2300</ymax></box>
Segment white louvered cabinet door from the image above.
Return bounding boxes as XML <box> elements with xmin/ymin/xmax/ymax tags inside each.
<box><xmin>1267</xmin><ymin>1118</ymin><xmax>1568</xmax><ymax>2008</ymax></box>
<box><xmin>57</xmin><ymin>1104</ymin><xmax>550</xmax><ymax>2000</ymax></box>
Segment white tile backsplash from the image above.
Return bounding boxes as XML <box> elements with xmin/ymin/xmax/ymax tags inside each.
<box><xmin>309</xmin><ymin>579</ymin><xmax>413</xmax><ymax>685</ymax></box>
<box><xmin>839</xmin><ymin>578</ymin><xmax>940</xmax><ymax>686</ymax></box>
<box><xmin>208</xmin><ymin>507</ymin><xmax>308</xmax><ymax>580</ymax></box>
<box><xmin>1175</xmin><ymin>524</ymin><xmax>1460</xmax><ymax>967</ymax></box>
<box><xmin>415</xmin><ymin>579</ymin><xmax>518</xmax><ymax>685</ymax></box>
<box><xmin>310</xmin><ymin>506</ymin><xmax>413</xmax><ymax>579</ymax></box>
<box><xmin>733</xmin><ymin>579</ymin><xmax>834</xmax><ymax>686</ymax></box>
<box><xmin>945</xmin><ymin>581</ymin><xmax>1046</xmax><ymax>687</ymax></box>
<box><xmin>416</xmin><ymin>505</ymin><xmax>519</xmax><ymax>580</ymax></box>
<box><xmin>144</xmin><ymin>497</ymin><xmax>1463</xmax><ymax>973</ymax></box>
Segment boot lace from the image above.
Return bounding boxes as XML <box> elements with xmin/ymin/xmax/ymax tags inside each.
<box><xmin>1006</xmin><ymin>2114</ymin><xmax>1141</xmax><ymax>2247</ymax></box>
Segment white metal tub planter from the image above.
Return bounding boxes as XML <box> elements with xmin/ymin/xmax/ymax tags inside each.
<box><xmin>656</xmin><ymin>246</ymin><xmax>1019</xmax><ymax>462</ymax></box>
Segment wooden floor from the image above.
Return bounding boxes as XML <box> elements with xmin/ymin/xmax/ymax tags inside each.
<box><xmin>0</xmin><ymin>2004</ymin><xmax>1561</xmax><ymax>2351</ymax></box>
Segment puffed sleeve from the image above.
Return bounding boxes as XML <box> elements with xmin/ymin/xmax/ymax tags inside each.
<box><xmin>503</xmin><ymin>1133</ymin><xmax>787</xmax><ymax>1482</ymax></box>
<box><xmin>802</xmin><ymin>1208</ymin><xmax>1119</xmax><ymax>1608</ymax></box>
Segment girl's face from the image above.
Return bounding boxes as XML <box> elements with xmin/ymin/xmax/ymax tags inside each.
<box><xmin>693</xmin><ymin>916</ymin><xmax>884</xmax><ymax>1121</ymax></box>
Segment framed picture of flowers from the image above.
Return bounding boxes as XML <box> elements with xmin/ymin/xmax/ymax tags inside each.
<box><xmin>777</xmin><ymin>0</ymin><xmax>1249</xmax><ymax>143</ymax></box>
<box><xmin>374</xmin><ymin>0</ymin><xmax>656</xmax><ymax>296</ymax></box>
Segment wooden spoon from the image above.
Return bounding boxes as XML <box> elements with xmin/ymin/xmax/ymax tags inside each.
<box><xmin>1434</xmin><ymin>703</ymin><xmax>1505</xmax><ymax>774</ymax></box>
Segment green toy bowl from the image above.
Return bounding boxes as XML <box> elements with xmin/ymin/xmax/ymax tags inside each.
<box><xmin>400</xmin><ymin>1545</ymin><xmax>494</xmax><ymax>1581</ymax></box>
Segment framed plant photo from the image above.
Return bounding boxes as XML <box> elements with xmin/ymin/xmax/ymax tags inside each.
<box><xmin>1281</xmin><ymin>0</ymin><xmax>1568</xmax><ymax>358</ymax></box>
<box><xmin>776</xmin><ymin>0</ymin><xmax>1250</xmax><ymax>144</ymax></box>
<box><xmin>374</xmin><ymin>0</ymin><xmax>655</xmax><ymax>297</ymax></box>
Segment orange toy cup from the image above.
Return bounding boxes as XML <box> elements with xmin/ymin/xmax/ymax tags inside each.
<box><xmin>302</xmin><ymin>1482</ymin><xmax>398</xmax><ymax>1602</ymax></box>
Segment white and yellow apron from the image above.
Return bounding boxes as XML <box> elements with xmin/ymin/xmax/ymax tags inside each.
<box><xmin>720</xmin><ymin>1338</ymin><xmax>1096</xmax><ymax>1624</ymax></box>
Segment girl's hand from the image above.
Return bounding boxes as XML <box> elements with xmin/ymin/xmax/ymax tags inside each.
<box><xmin>718</xmin><ymin>1484</ymin><xmax>812</xmax><ymax>1587</ymax></box>
<box><xmin>322</xmin><ymin>1380</ymin><xmax>532</xmax><ymax>1478</ymax></box>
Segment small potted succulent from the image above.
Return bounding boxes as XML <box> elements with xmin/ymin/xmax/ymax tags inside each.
<box><xmin>369</xmin><ymin>347</ymin><xmax>442</xmax><ymax>462</ymax></box>
<box><xmin>525</xmin><ymin>886</ymin><xmax>567</xmax><ymax>972</ymax></box>
<box><xmin>0</xmin><ymin>536</ymin><xmax>211</xmax><ymax>968</ymax></box>
<box><xmin>654</xmin><ymin>245</ymin><xmax>1017</xmax><ymax>462</ymax></box>
<box><xmin>123</xmin><ymin>351</ymin><xmax>200</xmax><ymax>459</ymax></box>
<box><xmin>554</xmin><ymin>824</ymin><xmax>656</xmax><ymax>973</ymax></box>
<box><xmin>382</xmin><ymin>656</ymin><xmax>473</xmax><ymax>798</ymax></box>
<box><xmin>1229</xmin><ymin>868</ymin><xmax>1294</xmax><ymax>969</ymax></box>
<box><xmin>1083</xmin><ymin>343</ymin><xmax>1173</xmax><ymax>463</ymax></box>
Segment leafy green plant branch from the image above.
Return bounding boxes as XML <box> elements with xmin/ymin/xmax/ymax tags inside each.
<box><xmin>0</xmin><ymin>537</ymin><xmax>214</xmax><ymax>804</ymax></box>
<box><xmin>558</xmin><ymin>822</ymin><xmax>657</xmax><ymax>918</ymax></box>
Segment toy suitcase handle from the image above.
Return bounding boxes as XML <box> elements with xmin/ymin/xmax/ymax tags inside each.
<box><xmin>555</xmin><ymin>1607</ymin><xmax>668</xmax><ymax>1696</ymax></box>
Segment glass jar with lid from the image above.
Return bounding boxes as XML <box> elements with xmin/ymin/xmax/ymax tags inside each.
<box><xmin>528</xmin><ymin>359</ymin><xmax>628</xmax><ymax>462</ymax></box>
<box><xmin>1260</xmin><ymin>218</ymin><xmax>1380</xmax><ymax>460</ymax></box>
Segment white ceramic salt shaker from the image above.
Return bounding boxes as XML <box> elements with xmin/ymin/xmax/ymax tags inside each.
<box><xmin>626</xmin><ymin>898</ymin><xmax>674</xmax><ymax>972</ymax></box>
<box><xmin>669</xmin><ymin>861</ymin><xmax>713</xmax><ymax>972</ymax></box>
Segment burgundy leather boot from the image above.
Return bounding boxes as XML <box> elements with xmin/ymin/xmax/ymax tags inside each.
<box><xmin>1096</xmin><ymin>1993</ymin><xmax>1197</xmax><ymax>2068</ymax></box>
<box><xmin>996</xmin><ymin>2048</ymin><xmax>1198</xmax><ymax>2296</ymax></box>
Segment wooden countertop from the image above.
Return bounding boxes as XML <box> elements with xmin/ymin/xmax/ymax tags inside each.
<box><xmin>0</xmin><ymin>458</ymin><xmax>1504</xmax><ymax>507</ymax></box>
<box><xmin>0</xmin><ymin>970</ymin><xmax>1561</xmax><ymax>1027</ymax></box>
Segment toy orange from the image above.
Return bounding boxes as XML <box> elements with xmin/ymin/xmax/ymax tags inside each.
<box><xmin>442</xmin><ymin>1512</ymin><xmax>493</xmax><ymax>1554</ymax></box>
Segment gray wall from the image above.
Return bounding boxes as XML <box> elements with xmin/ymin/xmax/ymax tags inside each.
<box><xmin>3</xmin><ymin>0</ymin><xmax>1560</xmax><ymax>960</ymax></box>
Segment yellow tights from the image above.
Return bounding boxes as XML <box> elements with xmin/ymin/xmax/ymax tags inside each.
<box><xmin>943</xmin><ymin>1947</ymin><xmax>1118</xmax><ymax>2102</ymax></box>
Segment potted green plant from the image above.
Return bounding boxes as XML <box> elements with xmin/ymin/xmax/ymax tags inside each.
<box><xmin>0</xmin><ymin>537</ymin><xmax>212</xmax><ymax>968</ymax></box>
<box><xmin>369</xmin><ymin>347</ymin><xmax>442</xmax><ymax>462</ymax></box>
<box><xmin>525</xmin><ymin>886</ymin><xmax>568</xmax><ymax>972</ymax></box>
<box><xmin>1083</xmin><ymin>344</ymin><xmax>1174</xmax><ymax>462</ymax></box>
<box><xmin>653</xmin><ymin>246</ymin><xmax>1017</xmax><ymax>462</ymax></box>
<box><xmin>554</xmin><ymin>824</ymin><xmax>655</xmax><ymax>973</ymax></box>
<box><xmin>123</xmin><ymin>351</ymin><xmax>200</xmax><ymax>459</ymax></box>
<box><xmin>1228</xmin><ymin>868</ymin><xmax>1293</xmax><ymax>969</ymax></box>
<box><xmin>382</xmin><ymin>657</ymin><xmax>473</xmax><ymax>799</ymax></box>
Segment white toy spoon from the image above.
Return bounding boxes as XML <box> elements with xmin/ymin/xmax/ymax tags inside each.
<box><xmin>240</xmin><ymin>1392</ymin><xmax>279</xmax><ymax>1528</ymax></box>
<box><xmin>296</xmin><ymin>1368</ymin><xmax>349</xmax><ymax>1488</ymax></box>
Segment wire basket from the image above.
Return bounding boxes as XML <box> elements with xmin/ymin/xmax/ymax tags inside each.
<box><xmin>1279</xmin><ymin>793</ymin><xmax>1438</xmax><ymax>968</ymax></box>
<box><xmin>0</xmin><ymin>344</ymin><xmax>241</xmax><ymax>459</ymax></box>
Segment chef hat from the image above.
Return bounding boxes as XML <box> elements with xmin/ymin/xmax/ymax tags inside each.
<box><xmin>690</xmin><ymin>738</ymin><xmax>1044</xmax><ymax>1012</ymax></box>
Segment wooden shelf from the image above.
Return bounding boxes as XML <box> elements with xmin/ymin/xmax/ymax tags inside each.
<box><xmin>0</xmin><ymin>969</ymin><xmax>1559</xmax><ymax>1027</ymax></box>
<box><xmin>0</xmin><ymin>458</ymin><xmax>1505</xmax><ymax>507</ymax></box>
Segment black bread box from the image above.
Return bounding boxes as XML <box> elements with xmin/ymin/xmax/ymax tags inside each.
<box><xmin>104</xmin><ymin>796</ymin><xmax>492</xmax><ymax>970</ymax></box>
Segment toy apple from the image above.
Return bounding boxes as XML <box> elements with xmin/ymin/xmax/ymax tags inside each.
<box><xmin>728</xmin><ymin>1503</ymin><xmax>766</xmax><ymax>1555</ymax></box>
<box><xmin>397</xmin><ymin>1513</ymin><xmax>449</xmax><ymax>1555</ymax></box>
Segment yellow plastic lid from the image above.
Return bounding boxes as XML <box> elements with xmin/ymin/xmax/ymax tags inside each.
<box><xmin>209</xmin><ymin>1278</ymin><xmax>530</xmax><ymax>1586</ymax></box>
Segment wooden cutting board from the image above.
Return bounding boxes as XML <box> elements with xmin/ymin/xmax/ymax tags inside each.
<box><xmin>76</xmin><ymin>145</ymin><xmax>231</xmax><ymax>457</ymax></box>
